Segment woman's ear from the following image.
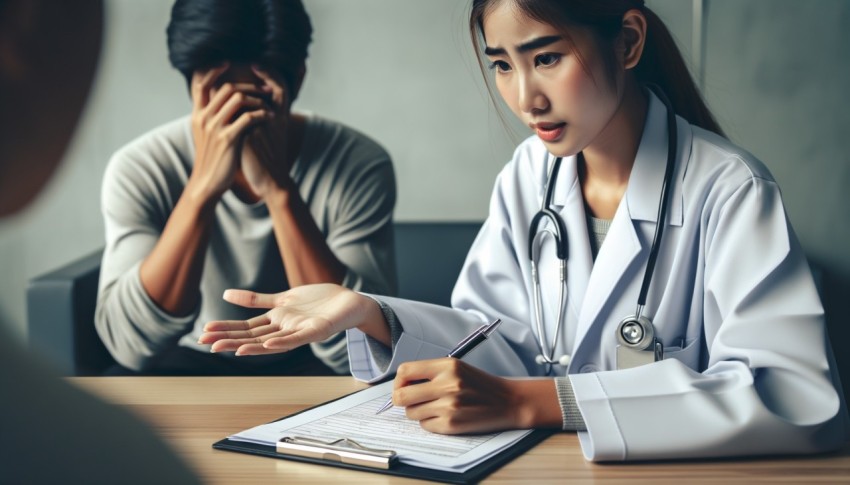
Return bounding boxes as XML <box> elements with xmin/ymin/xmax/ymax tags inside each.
<box><xmin>620</xmin><ymin>9</ymin><xmax>647</xmax><ymax>70</ymax></box>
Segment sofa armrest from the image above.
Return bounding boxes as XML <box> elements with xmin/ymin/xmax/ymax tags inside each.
<box><xmin>27</xmin><ymin>249</ymin><xmax>114</xmax><ymax>375</ymax></box>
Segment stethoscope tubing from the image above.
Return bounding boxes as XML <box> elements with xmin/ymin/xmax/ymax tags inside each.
<box><xmin>634</xmin><ymin>86</ymin><xmax>678</xmax><ymax>317</ymax></box>
<box><xmin>527</xmin><ymin>84</ymin><xmax>678</xmax><ymax>370</ymax></box>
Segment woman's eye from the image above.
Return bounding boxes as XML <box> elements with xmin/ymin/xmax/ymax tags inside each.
<box><xmin>488</xmin><ymin>60</ymin><xmax>511</xmax><ymax>73</ymax></box>
<box><xmin>535</xmin><ymin>53</ymin><xmax>561</xmax><ymax>67</ymax></box>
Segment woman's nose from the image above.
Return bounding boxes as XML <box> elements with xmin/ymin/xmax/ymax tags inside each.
<box><xmin>517</xmin><ymin>75</ymin><xmax>548</xmax><ymax>115</ymax></box>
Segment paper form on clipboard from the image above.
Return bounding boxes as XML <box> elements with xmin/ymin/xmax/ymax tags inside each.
<box><xmin>227</xmin><ymin>380</ymin><xmax>534</xmax><ymax>473</ymax></box>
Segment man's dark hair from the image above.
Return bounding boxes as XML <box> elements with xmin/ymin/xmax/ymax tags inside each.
<box><xmin>167</xmin><ymin>0</ymin><xmax>312</xmax><ymax>94</ymax></box>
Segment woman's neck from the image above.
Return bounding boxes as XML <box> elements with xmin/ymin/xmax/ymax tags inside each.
<box><xmin>579</xmin><ymin>82</ymin><xmax>648</xmax><ymax>219</ymax></box>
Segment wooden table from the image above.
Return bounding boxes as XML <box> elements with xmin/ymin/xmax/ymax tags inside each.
<box><xmin>73</xmin><ymin>377</ymin><xmax>850</xmax><ymax>484</ymax></box>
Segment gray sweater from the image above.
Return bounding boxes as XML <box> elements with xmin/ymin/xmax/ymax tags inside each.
<box><xmin>95</xmin><ymin>114</ymin><xmax>396</xmax><ymax>373</ymax></box>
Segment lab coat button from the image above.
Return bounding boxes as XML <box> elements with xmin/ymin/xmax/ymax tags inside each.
<box><xmin>579</xmin><ymin>364</ymin><xmax>597</xmax><ymax>373</ymax></box>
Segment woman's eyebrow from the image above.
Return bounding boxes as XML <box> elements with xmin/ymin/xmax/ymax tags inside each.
<box><xmin>484</xmin><ymin>35</ymin><xmax>563</xmax><ymax>56</ymax></box>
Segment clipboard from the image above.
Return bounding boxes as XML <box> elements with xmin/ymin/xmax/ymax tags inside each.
<box><xmin>212</xmin><ymin>387</ymin><xmax>555</xmax><ymax>484</ymax></box>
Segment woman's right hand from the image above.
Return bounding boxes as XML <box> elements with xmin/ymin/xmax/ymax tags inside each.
<box><xmin>186</xmin><ymin>63</ymin><xmax>273</xmax><ymax>205</ymax></box>
<box><xmin>199</xmin><ymin>283</ymin><xmax>389</xmax><ymax>355</ymax></box>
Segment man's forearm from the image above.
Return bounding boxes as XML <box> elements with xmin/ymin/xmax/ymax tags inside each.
<box><xmin>266</xmin><ymin>186</ymin><xmax>346</xmax><ymax>287</ymax></box>
<box><xmin>139</xmin><ymin>189</ymin><xmax>217</xmax><ymax>316</ymax></box>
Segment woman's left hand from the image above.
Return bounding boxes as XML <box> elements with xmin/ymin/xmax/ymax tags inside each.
<box><xmin>198</xmin><ymin>284</ymin><xmax>380</xmax><ymax>355</ymax></box>
<box><xmin>391</xmin><ymin>358</ymin><xmax>529</xmax><ymax>435</ymax></box>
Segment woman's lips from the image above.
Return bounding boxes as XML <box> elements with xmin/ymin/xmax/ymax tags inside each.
<box><xmin>533</xmin><ymin>122</ymin><xmax>566</xmax><ymax>142</ymax></box>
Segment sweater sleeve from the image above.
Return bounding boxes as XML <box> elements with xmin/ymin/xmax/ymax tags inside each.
<box><xmin>329</xmin><ymin>153</ymin><xmax>396</xmax><ymax>295</ymax></box>
<box><xmin>555</xmin><ymin>377</ymin><xmax>587</xmax><ymax>430</ymax></box>
<box><xmin>94</xmin><ymin>144</ymin><xmax>196</xmax><ymax>372</ymax></box>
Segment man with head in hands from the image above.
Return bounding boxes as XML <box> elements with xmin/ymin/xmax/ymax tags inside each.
<box><xmin>96</xmin><ymin>0</ymin><xmax>397</xmax><ymax>376</ymax></box>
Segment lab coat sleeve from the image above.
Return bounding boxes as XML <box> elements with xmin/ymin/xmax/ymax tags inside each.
<box><xmin>347</xmin><ymin>163</ymin><xmax>544</xmax><ymax>382</ymax></box>
<box><xmin>569</xmin><ymin>176</ymin><xmax>848</xmax><ymax>461</ymax></box>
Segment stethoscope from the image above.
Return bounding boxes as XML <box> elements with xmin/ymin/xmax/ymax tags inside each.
<box><xmin>529</xmin><ymin>85</ymin><xmax>677</xmax><ymax>373</ymax></box>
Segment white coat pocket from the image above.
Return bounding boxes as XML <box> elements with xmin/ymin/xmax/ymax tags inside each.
<box><xmin>662</xmin><ymin>337</ymin><xmax>701</xmax><ymax>370</ymax></box>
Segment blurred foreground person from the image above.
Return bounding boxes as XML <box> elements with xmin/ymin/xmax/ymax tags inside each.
<box><xmin>0</xmin><ymin>1</ymin><xmax>199</xmax><ymax>482</ymax></box>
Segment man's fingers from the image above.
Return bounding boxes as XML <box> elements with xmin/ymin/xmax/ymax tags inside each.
<box><xmin>223</xmin><ymin>289</ymin><xmax>280</xmax><ymax>309</ymax></box>
<box><xmin>251</xmin><ymin>65</ymin><xmax>287</xmax><ymax>107</ymax></box>
<box><xmin>224</xmin><ymin>109</ymin><xmax>272</xmax><ymax>139</ymax></box>
<box><xmin>192</xmin><ymin>63</ymin><xmax>229</xmax><ymax>111</ymax></box>
<box><xmin>202</xmin><ymin>82</ymin><xmax>268</xmax><ymax>121</ymax></box>
<box><xmin>209</xmin><ymin>91</ymin><xmax>266</xmax><ymax>130</ymax></box>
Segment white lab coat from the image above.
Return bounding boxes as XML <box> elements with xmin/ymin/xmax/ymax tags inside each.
<box><xmin>347</xmin><ymin>92</ymin><xmax>849</xmax><ymax>461</ymax></box>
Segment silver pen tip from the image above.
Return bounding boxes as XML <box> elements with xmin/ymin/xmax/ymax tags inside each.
<box><xmin>375</xmin><ymin>399</ymin><xmax>394</xmax><ymax>415</ymax></box>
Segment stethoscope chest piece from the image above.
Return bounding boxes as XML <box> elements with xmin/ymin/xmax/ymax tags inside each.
<box><xmin>616</xmin><ymin>315</ymin><xmax>663</xmax><ymax>370</ymax></box>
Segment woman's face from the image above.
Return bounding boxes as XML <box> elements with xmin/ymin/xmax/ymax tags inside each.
<box><xmin>482</xmin><ymin>2</ymin><xmax>622</xmax><ymax>158</ymax></box>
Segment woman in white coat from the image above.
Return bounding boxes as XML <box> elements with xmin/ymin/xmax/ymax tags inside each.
<box><xmin>199</xmin><ymin>0</ymin><xmax>848</xmax><ymax>461</ymax></box>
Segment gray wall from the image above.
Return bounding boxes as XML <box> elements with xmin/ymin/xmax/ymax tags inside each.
<box><xmin>699</xmin><ymin>0</ymin><xmax>850</xmax><ymax>395</ymax></box>
<box><xmin>2</xmin><ymin>0</ymin><xmax>848</xmax><ymax>387</ymax></box>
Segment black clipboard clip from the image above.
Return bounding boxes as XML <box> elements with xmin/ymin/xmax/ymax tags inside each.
<box><xmin>277</xmin><ymin>436</ymin><xmax>398</xmax><ymax>470</ymax></box>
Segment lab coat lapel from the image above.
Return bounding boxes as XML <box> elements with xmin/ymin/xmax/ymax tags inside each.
<box><xmin>571</xmin><ymin>90</ymin><xmax>675</xmax><ymax>358</ymax></box>
<box><xmin>573</xmin><ymin>202</ymin><xmax>642</xmax><ymax>352</ymax></box>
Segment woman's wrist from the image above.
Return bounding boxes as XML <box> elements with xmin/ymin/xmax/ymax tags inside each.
<box><xmin>354</xmin><ymin>295</ymin><xmax>392</xmax><ymax>347</ymax></box>
<box><xmin>507</xmin><ymin>379</ymin><xmax>564</xmax><ymax>429</ymax></box>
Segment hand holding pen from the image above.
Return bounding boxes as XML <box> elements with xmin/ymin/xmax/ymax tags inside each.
<box><xmin>376</xmin><ymin>318</ymin><xmax>502</xmax><ymax>414</ymax></box>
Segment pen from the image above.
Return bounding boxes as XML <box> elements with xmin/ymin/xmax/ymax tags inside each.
<box><xmin>375</xmin><ymin>318</ymin><xmax>502</xmax><ymax>415</ymax></box>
